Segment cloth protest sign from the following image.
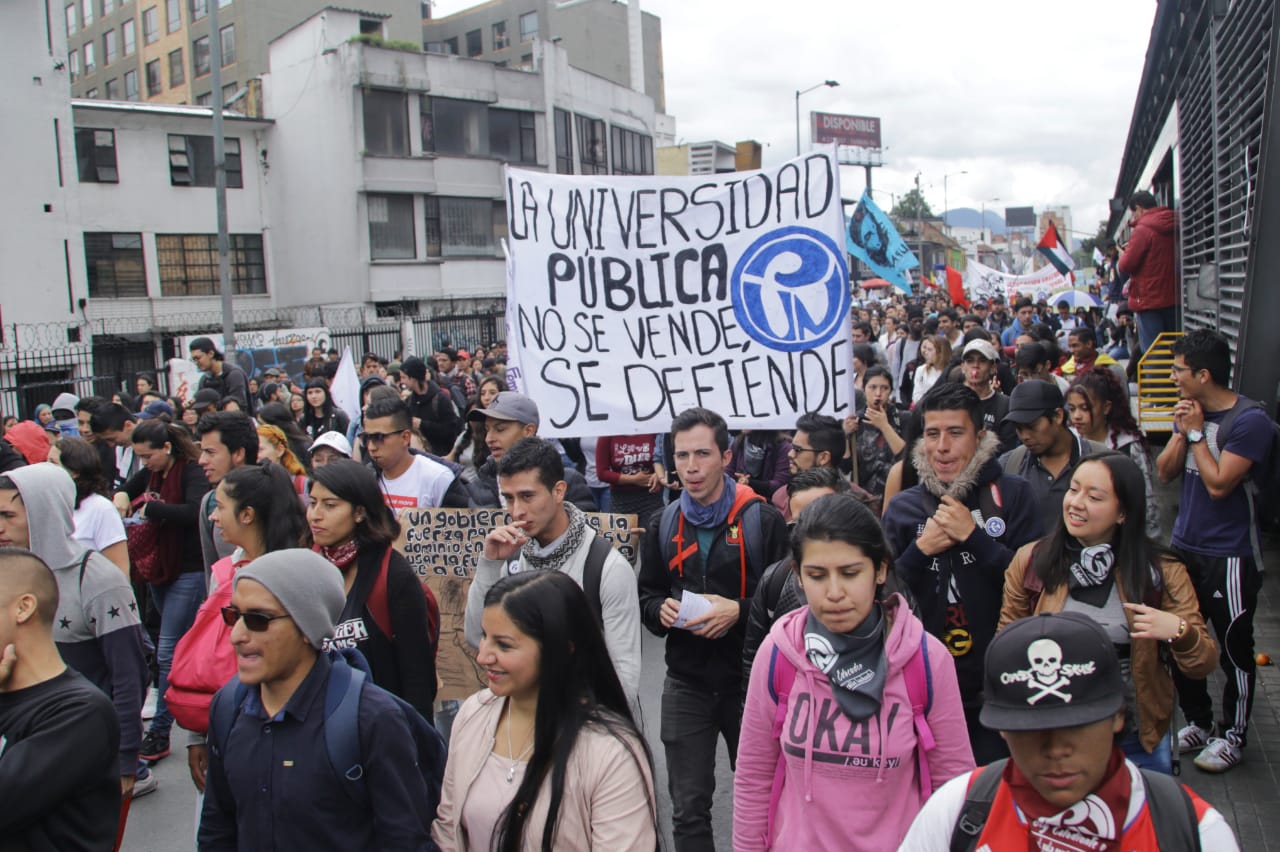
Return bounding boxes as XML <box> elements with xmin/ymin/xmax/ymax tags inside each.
<box><xmin>846</xmin><ymin>190</ymin><xmax>918</xmax><ymax>292</ymax></box>
<box><xmin>178</xmin><ymin>327</ymin><xmax>330</xmax><ymax>383</ymax></box>
<box><xmin>966</xmin><ymin>258</ymin><xmax>1070</xmax><ymax>304</ymax></box>
<box><xmin>393</xmin><ymin>507</ymin><xmax>639</xmax><ymax>700</ymax></box>
<box><xmin>502</xmin><ymin>152</ymin><xmax>854</xmax><ymax>437</ymax></box>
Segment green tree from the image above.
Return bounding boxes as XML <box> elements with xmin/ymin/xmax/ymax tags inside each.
<box><xmin>892</xmin><ymin>188</ymin><xmax>934</xmax><ymax>220</ymax></box>
<box><xmin>1079</xmin><ymin>220</ymin><xmax>1109</xmax><ymax>255</ymax></box>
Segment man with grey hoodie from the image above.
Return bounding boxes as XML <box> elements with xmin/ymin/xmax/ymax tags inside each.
<box><xmin>0</xmin><ymin>463</ymin><xmax>150</xmax><ymax>796</ymax></box>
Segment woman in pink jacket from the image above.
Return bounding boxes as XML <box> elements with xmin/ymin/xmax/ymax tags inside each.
<box><xmin>433</xmin><ymin>570</ymin><xmax>657</xmax><ymax>852</ymax></box>
<box><xmin>733</xmin><ymin>493</ymin><xmax>975</xmax><ymax>851</ymax></box>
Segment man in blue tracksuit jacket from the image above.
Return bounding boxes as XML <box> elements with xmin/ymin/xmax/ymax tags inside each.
<box><xmin>881</xmin><ymin>382</ymin><xmax>1042</xmax><ymax>765</ymax></box>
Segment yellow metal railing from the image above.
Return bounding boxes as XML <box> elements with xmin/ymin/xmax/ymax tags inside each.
<box><xmin>1137</xmin><ymin>331</ymin><xmax>1184</xmax><ymax>432</ymax></box>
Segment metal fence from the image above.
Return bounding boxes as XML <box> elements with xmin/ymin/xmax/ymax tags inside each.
<box><xmin>411</xmin><ymin>310</ymin><xmax>504</xmax><ymax>356</ymax></box>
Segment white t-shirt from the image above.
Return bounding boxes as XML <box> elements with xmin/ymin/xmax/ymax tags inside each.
<box><xmin>379</xmin><ymin>454</ymin><xmax>454</xmax><ymax>510</ymax></box>
<box><xmin>72</xmin><ymin>493</ymin><xmax>128</xmax><ymax>553</ymax></box>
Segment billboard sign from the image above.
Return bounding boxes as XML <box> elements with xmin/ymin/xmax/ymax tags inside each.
<box><xmin>1005</xmin><ymin>206</ymin><xmax>1036</xmax><ymax>228</ymax></box>
<box><xmin>811</xmin><ymin>112</ymin><xmax>882</xmax><ymax>149</ymax></box>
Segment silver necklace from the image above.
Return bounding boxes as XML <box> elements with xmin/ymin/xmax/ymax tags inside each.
<box><xmin>504</xmin><ymin>706</ymin><xmax>533</xmax><ymax>784</ymax></box>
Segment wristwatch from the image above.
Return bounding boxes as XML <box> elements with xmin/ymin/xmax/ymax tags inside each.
<box><xmin>1186</xmin><ymin>428</ymin><xmax>1205</xmax><ymax>444</ymax></box>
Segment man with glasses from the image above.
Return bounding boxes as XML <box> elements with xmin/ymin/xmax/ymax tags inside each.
<box><xmin>771</xmin><ymin>412</ymin><xmax>848</xmax><ymax>520</ymax></box>
<box><xmin>199</xmin><ymin>550</ymin><xmax>435</xmax><ymax>848</ymax></box>
<box><xmin>361</xmin><ymin>397</ymin><xmax>465</xmax><ymax>511</ymax></box>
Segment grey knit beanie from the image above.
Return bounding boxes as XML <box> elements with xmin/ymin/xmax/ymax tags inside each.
<box><xmin>235</xmin><ymin>549</ymin><xmax>345</xmax><ymax>649</ymax></box>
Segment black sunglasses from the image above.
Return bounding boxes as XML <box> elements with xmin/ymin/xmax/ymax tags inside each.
<box><xmin>362</xmin><ymin>430</ymin><xmax>407</xmax><ymax>445</ymax></box>
<box><xmin>221</xmin><ymin>605</ymin><xmax>291</xmax><ymax>632</ymax></box>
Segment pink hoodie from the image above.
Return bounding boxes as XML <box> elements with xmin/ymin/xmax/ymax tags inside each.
<box><xmin>733</xmin><ymin>595</ymin><xmax>974</xmax><ymax>851</ymax></box>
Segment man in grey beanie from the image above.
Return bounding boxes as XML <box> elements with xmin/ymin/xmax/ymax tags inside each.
<box><xmin>199</xmin><ymin>549</ymin><xmax>435</xmax><ymax>850</ymax></box>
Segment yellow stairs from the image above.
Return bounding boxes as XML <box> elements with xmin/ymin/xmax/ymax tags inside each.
<box><xmin>1137</xmin><ymin>331</ymin><xmax>1184</xmax><ymax>432</ymax></box>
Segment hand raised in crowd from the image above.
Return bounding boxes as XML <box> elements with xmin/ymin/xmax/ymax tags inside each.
<box><xmin>933</xmin><ymin>495</ymin><xmax>978</xmax><ymax>542</ymax></box>
<box><xmin>483</xmin><ymin>523</ymin><xmax>529</xmax><ymax>561</ymax></box>
<box><xmin>914</xmin><ymin>516</ymin><xmax>954</xmax><ymax>556</ymax></box>
<box><xmin>684</xmin><ymin>594</ymin><xmax>741</xmax><ymax>640</ymax></box>
<box><xmin>864</xmin><ymin>403</ymin><xmax>891</xmax><ymax>435</ymax></box>
<box><xmin>1123</xmin><ymin>602</ymin><xmax>1185</xmax><ymax>641</ymax></box>
<box><xmin>650</xmin><ymin>472</ymin><xmax>667</xmax><ymax>493</ymax></box>
<box><xmin>734</xmin><ymin>471</ymin><xmax>751</xmax><ymax>486</ymax></box>
<box><xmin>1173</xmin><ymin>397</ymin><xmax>1205</xmax><ymax>433</ymax></box>
<box><xmin>842</xmin><ymin>414</ymin><xmax>859</xmax><ymax>435</ymax></box>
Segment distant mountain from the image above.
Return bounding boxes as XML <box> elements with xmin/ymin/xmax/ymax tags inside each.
<box><xmin>943</xmin><ymin>208</ymin><xmax>1007</xmax><ymax>236</ymax></box>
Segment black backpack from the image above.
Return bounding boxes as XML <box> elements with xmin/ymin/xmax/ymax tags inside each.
<box><xmin>580</xmin><ymin>535</ymin><xmax>614</xmax><ymax>630</ymax></box>
<box><xmin>949</xmin><ymin>758</ymin><xmax>1202</xmax><ymax>852</ymax></box>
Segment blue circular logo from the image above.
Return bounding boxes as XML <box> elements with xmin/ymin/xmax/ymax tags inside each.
<box><xmin>730</xmin><ymin>227</ymin><xmax>851</xmax><ymax>353</ymax></box>
<box><xmin>985</xmin><ymin>517</ymin><xmax>1006</xmax><ymax>538</ymax></box>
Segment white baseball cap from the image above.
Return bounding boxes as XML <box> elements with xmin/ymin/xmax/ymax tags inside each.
<box><xmin>309</xmin><ymin>431</ymin><xmax>352</xmax><ymax>458</ymax></box>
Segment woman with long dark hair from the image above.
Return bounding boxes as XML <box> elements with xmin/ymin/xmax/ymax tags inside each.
<box><xmin>734</xmin><ymin>494</ymin><xmax>973</xmax><ymax>850</ymax></box>
<box><xmin>999</xmin><ymin>452</ymin><xmax>1217</xmax><ymax>773</ymax></box>
<box><xmin>433</xmin><ymin>571</ymin><xmax>656</xmax><ymax>851</ymax></box>
<box><xmin>308</xmin><ymin>459</ymin><xmax>437</xmax><ymax>719</ymax></box>
<box><xmin>50</xmin><ymin>436</ymin><xmax>130</xmax><ymax>575</ymax></box>
<box><xmin>300</xmin><ymin>378</ymin><xmax>351</xmax><ymax>441</ymax></box>
<box><xmin>113</xmin><ymin>419</ymin><xmax>211</xmax><ymax>765</ymax></box>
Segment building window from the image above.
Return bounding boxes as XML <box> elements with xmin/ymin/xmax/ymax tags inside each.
<box><xmin>168</xmin><ymin>134</ymin><xmax>242</xmax><ymax>187</ymax></box>
<box><xmin>221</xmin><ymin>82</ymin><xmax>237</xmax><ymax>105</ymax></box>
<box><xmin>575</xmin><ymin>114</ymin><xmax>608</xmax><ymax>174</ymax></box>
<box><xmin>611</xmin><ymin>126</ymin><xmax>653</xmax><ymax>175</ymax></box>
<box><xmin>104</xmin><ymin>77</ymin><xmax>117</xmax><ymax>99</ymax></box>
<box><xmin>122</xmin><ymin>18</ymin><xmax>136</xmax><ymax>55</ymax></box>
<box><xmin>465</xmin><ymin>28</ymin><xmax>482</xmax><ymax>57</ymax></box>
<box><xmin>442</xmin><ymin>37</ymin><xmax>458</xmax><ymax>55</ymax></box>
<box><xmin>157</xmin><ymin>233</ymin><xmax>266</xmax><ymax>296</ymax></box>
<box><xmin>554</xmin><ymin>107</ymin><xmax>572</xmax><ymax>174</ymax></box>
<box><xmin>193</xmin><ymin>35</ymin><xmax>209</xmax><ymax>76</ymax></box>
<box><xmin>362</xmin><ymin>89</ymin><xmax>409</xmax><ymax>157</ymax></box>
<box><xmin>425</xmin><ymin>197</ymin><xmax>505</xmax><ymax>257</ymax></box>
<box><xmin>168</xmin><ymin>48</ymin><xmax>184</xmax><ymax>85</ymax></box>
<box><xmin>104</xmin><ymin>0</ymin><xmax>115</xmax><ymax>14</ymax></box>
<box><xmin>218</xmin><ymin>0</ymin><xmax>231</xmax><ymax>6</ymax></box>
<box><xmin>492</xmin><ymin>20</ymin><xmax>508</xmax><ymax>50</ymax></box>
<box><xmin>75</xmin><ymin>128</ymin><xmax>119</xmax><ymax>183</ymax></box>
<box><xmin>421</xmin><ymin>97</ymin><xmax>536</xmax><ymax>163</ymax></box>
<box><xmin>103</xmin><ymin>30</ymin><xmax>118</xmax><ymax>66</ymax></box>
<box><xmin>367</xmin><ymin>194</ymin><xmax>416</xmax><ymax>260</ymax></box>
<box><xmin>66</xmin><ymin>4</ymin><xmax>77</xmax><ymax>36</ymax></box>
<box><xmin>195</xmin><ymin>92</ymin><xmax>212</xmax><ymax>106</ymax></box>
<box><xmin>83</xmin><ymin>41</ymin><xmax>96</xmax><ymax>74</ymax></box>
<box><xmin>146</xmin><ymin>59</ymin><xmax>162</xmax><ymax>96</ymax></box>
<box><xmin>166</xmin><ymin>0</ymin><xmax>180</xmax><ymax>32</ymax></box>
<box><xmin>519</xmin><ymin>11</ymin><xmax>537</xmax><ymax>41</ymax></box>
<box><xmin>189</xmin><ymin>0</ymin><xmax>207</xmax><ymax>21</ymax></box>
<box><xmin>69</xmin><ymin>50</ymin><xmax>81</xmax><ymax>81</ymax></box>
<box><xmin>84</xmin><ymin>233</ymin><xmax>146</xmax><ymax>298</ymax></box>
<box><xmin>123</xmin><ymin>69</ymin><xmax>139</xmax><ymax>100</ymax></box>
<box><xmin>220</xmin><ymin>24</ymin><xmax>235</xmax><ymax>65</ymax></box>
<box><xmin>425</xmin><ymin>42</ymin><xmax>447</xmax><ymax>54</ymax></box>
<box><xmin>81</xmin><ymin>0</ymin><xmax>93</xmax><ymax>26</ymax></box>
<box><xmin>488</xmin><ymin>108</ymin><xmax>536</xmax><ymax>164</ymax></box>
<box><xmin>142</xmin><ymin>6</ymin><xmax>158</xmax><ymax>43</ymax></box>
<box><xmin>86</xmin><ymin>87</ymin><xmax>98</xmax><ymax>98</ymax></box>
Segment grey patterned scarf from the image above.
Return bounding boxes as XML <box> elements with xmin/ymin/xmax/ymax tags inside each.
<box><xmin>521</xmin><ymin>502</ymin><xmax>590</xmax><ymax>571</ymax></box>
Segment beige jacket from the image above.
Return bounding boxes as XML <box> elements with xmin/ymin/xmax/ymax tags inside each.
<box><xmin>432</xmin><ymin>689</ymin><xmax>657</xmax><ymax>852</ymax></box>
<box><xmin>1000</xmin><ymin>542</ymin><xmax>1218</xmax><ymax>752</ymax></box>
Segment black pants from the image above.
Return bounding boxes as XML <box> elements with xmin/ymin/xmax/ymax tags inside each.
<box><xmin>1173</xmin><ymin>551</ymin><xmax>1262</xmax><ymax>747</ymax></box>
<box><xmin>660</xmin><ymin>675</ymin><xmax>741</xmax><ymax>852</ymax></box>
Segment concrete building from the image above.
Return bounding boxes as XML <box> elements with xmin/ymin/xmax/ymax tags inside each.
<box><xmin>656</xmin><ymin>140</ymin><xmax>762</xmax><ymax>176</ymax></box>
<box><xmin>423</xmin><ymin>0</ymin><xmax>664</xmax><ymax>111</ymax></box>
<box><xmin>63</xmin><ymin>0</ymin><xmax>420</xmax><ymax>108</ymax></box>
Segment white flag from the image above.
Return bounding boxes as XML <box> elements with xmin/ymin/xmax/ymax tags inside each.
<box><xmin>331</xmin><ymin>347</ymin><xmax>363</xmax><ymax>424</ymax></box>
<box><xmin>1092</xmin><ymin>247</ymin><xmax>1106</xmax><ymax>267</ymax></box>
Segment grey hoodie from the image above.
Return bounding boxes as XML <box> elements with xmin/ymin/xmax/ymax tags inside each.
<box><xmin>6</xmin><ymin>463</ymin><xmax>149</xmax><ymax>775</ymax></box>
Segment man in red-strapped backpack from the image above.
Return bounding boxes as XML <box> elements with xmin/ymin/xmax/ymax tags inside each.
<box><xmin>901</xmin><ymin>612</ymin><xmax>1239</xmax><ymax>850</ymax></box>
<box><xmin>882</xmin><ymin>383</ymin><xmax>1043</xmax><ymax>765</ymax></box>
<box><xmin>638</xmin><ymin>408</ymin><xmax>789</xmax><ymax>852</ymax></box>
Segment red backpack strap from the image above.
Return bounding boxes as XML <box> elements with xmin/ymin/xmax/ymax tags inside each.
<box><xmin>726</xmin><ymin>486</ymin><xmax>764</xmax><ymax>598</ymax></box>
<box><xmin>765</xmin><ymin>643</ymin><xmax>797</xmax><ymax>845</ymax></box>
<box><xmin>367</xmin><ymin>545</ymin><xmax>394</xmax><ymax>639</ymax></box>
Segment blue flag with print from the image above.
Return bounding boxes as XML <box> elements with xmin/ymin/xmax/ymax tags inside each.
<box><xmin>845</xmin><ymin>190</ymin><xmax>918</xmax><ymax>292</ymax></box>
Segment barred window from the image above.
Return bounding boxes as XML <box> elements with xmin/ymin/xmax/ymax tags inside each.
<box><xmin>575</xmin><ymin>114</ymin><xmax>608</xmax><ymax>175</ymax></box>
<box><xmin>425</xmin><ymin>197</ymin><xmax>505</xmax><ymax>258</ymax></box>
<box><xmin>611</xmin><ymin>126</ymin><xmax>653</xmax><ymax>175</ymax></box>
<box><xmin>368</xmin><ymin>194</ymin><xmax>416</xmax><ymax>260</ymax></box>
<box><xmin>84</xmin><ymin>233</ymin><xmax>146</xmax><ymax>297</ymax></box>
<box><xmin>421</xmin><ymin>96</ymin><xmax>536</xmax><ymax>163</ymax></box>
<box><xmin>156</xmin><ymin>233</ymin><xmax>265</xmax><ymax>296</ymax></box>
<box><xmin>554</xmin><ymin>108</ymin><xmax>573</xmax><ymax>174</ymax></box>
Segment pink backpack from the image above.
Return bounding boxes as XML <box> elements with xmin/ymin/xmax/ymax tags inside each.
<box><xmin>764</xmin><ymin>632</ymin><xmax>935</xmax><ymax>842</ymax></box>
<box><xmin>165</xmin><ymin>556</ymin><xmax>243</xmax><ymax>734</ymax></box>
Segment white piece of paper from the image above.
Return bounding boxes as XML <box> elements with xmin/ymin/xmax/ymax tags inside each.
<box><xmin>672</xmin><ymin>590</ymin><xmax>713</xmax><ymax>630</ymax></box>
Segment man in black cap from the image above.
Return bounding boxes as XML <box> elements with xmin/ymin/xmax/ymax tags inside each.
<box><xmin>398</xmin><ymin>356</ymin><xmax>461</xmax><ymax>456</ymax></box>
<box><xmin>999</xmin><ymin>380</ymin><xmax>1105</xmax><ymax>533</ymax></box>
<box><xmin>901</xmin><ymin>612</ymin><xmax>1239</xmax><ymax>850</ymax></box>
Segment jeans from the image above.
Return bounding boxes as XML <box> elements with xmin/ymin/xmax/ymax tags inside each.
<box><xmin>1135</xmin><ymin>306</ymin><xmax>1178</xmax><ymax>357</ymax></box>
<box><xmin>660</xmin><ymin>676</ymin><xmax>741</xmax><ymax>852</ymax></box>
<box><xmin>1122</xmin><ymin>731</ymin><xmax>1173</xmax><ymax>774</ymax></box>
<box><xmin>589</xmin><ymin>485</ymin><xmax>611</xmax><ymax>513</ymax></box>
<box><xmin>148</xmin><ymin>571</ymin><xmax>207</xmax><ymax>737</ymax></box>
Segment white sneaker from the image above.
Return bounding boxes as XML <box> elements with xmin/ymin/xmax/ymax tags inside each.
<box><xmin>131</xmin><ymin>768</ymin><xmax>160</xmax><ymax>798</ymax></box>
<box><xmin>1176</xmin><ymin>721</ymin><xmax>1213</xmax><ymax>754</ymax></box>
<box><xmin>1193</xmin><ymin>737</ymin><xmax>1242</xmax><ymax>773</ymax></box>
<box><xmin>141</xmin><ymin>686</ymin><xmax>157</xmax><ymax>722</ymax></box>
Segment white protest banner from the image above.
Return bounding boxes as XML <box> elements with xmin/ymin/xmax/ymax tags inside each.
<box><xmin>178</xmin><ymin>327</ymin><xmax>330</xmax><ymax>382</ymax></box>
<box><xmin>502</xmin><ymin>152</ymin><xmax>854</xmax><ymax>437</ymax></box>
<box><xmin>966</xmin><ymin>259</ymin><xmax>1069</xmax><ymax>305</ymax></box>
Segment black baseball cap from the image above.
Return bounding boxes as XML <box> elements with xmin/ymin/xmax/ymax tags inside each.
<box><xmin>1002</xmin><ymin>379</ymin><xmax>1064</xmax><ymax>425</ymax></box>
<box><xmin>981</xmin><ymin>612</ymin><xmax>1125</xmax><ymax>731</ymax></box>
<box><xmin>401</xmin><ymin>356</ymin><xmax>428</xmax><ymax>381</ymax></box>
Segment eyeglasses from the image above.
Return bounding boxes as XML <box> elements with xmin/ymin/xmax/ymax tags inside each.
<box><xmin>1170</xmin><ymin>364</ymin><xmax>1195</xmax><ymax>375</ymax></box>
<box><xmin>791</xmin><ymin>444</ymin><xmax>818</xmax><ymax>455</ymax></box>
<box><xmin>362</xmin><ymin>430</ymin><xmax>406</xmax><ymax>445</ymax></box>
<box><xmin>221</xmin><ymin>606</ymin><xmax>291</xmax><ymax>632</ymax></box>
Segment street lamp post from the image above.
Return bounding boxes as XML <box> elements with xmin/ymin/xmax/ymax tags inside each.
<box><xmin>943</xmin><ymin>170</ymin><xmax>967</xmax><ymax>236</ymax></box>
<box><xmin>980</xmin><ymin>197</ymin><xmax>1001</xmax><ymax>244</ymax></box>
<box><xmin>795</xmin><ymin>80</ymin><xmax>839</xmax><ymax>156</ymax></box>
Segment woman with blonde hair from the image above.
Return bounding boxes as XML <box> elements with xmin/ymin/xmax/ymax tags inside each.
<box><xmin>257</xmin><ymin>423</ymin><xmax>308</xmax><ymax>494</ymax></box>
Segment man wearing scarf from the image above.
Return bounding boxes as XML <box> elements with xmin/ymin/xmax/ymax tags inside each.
<box><xmin>901</xmin><ymin>612</ymin><xmax>1239</xmax><ymax>851</ymax></box>
<box><xmin>464</xmin><ymin>437</ymin><xmax>641</xmax><ymax>705</ymax></box>
<box><xmin>883</xmin><ymin>383</ymin><xmax>1042</xmax><ymax>764</ymax></box>
<box><xmin>638</xmin><ymin>408</ymin><xmax>789</xmax><ymax>852</ymax></box>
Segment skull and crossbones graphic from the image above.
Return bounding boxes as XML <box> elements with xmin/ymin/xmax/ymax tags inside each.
<box><xmin>1025</xmin><ymin>638</ymin><xmax>1071</xmax><ymax>704</ymax></box>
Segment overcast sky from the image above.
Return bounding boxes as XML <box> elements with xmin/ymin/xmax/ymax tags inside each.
<box><xmin>430</xmin><ymin>0</ymin><xmax>1157</xmax><ymax>237</ymax></box>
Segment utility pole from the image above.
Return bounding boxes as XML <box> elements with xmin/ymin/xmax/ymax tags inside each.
<box><xmin>209</xmin><ymin>0</ymin><xmax>234</xmax><ymax>359</ymax></box>
<box><xmin>915</xmin><ymin>172</ymin><xmax>924</xmax><ymax>291</ymax></box>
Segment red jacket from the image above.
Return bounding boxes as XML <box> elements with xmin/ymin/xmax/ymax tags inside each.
<box><xmin>1117</xmin><ymin>206</ymin><xmax>1177</xmax><ymax>311</ymax></box>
